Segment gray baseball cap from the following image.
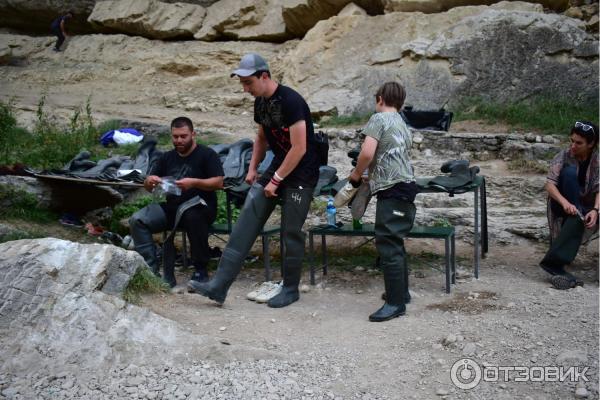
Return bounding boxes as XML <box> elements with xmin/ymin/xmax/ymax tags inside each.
<box><xmin>230</xmin><ymin>53</ymin><xmax>269</xmax><ymax>77</ymax></box>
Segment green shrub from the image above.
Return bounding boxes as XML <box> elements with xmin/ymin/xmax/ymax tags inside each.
<box><xmin>0</xmin><ymin>230</ymin><xmax>45</xmax><ymax>244</ymax></box>
<box><xmin>454</xmin><ymin>95</ymin><xmax>599</xmax><ymax>135</ymax></box>
<box><xmin>0</xmin><ymin>186</ymin><xmax>57</xmax><ymax>223</ymax></box>
<box><xmin>215</xmin><ymin>190</ymin><xmax>240</xmax><ymax>224</ymax></box>
<box><xmin>432</xmin><ymin>217</ymin><xmax>452</xmax><ymax>228</ymax></box>
<box><xmin>123</xmin><ymin>267</ymin><xmax>169</xmax><ymax>304</ymax></box>
<box><xmin>0</xmin><ymin>100</ymin><xmax>21</xmax><ymax>165</ymax></box>
<box><xmin>0</xmin><ymin>97</ymin><xmax>148</xmax><ymax>169</ymax></box>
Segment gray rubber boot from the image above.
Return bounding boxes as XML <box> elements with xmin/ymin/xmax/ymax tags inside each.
<box><xmin>188</xmin><ymin>247</ymin><xmax>244</xmax><ymax>304</ymax></box>
<box><xmin>130</xmin><ymin>203</ymin><xmax>168</xmax><ymax>276</ymax></box>
<box><xmin>188</xmin><ymin>183</ymin><xmax>276</xmax><ymax>304</ymax></box>
<box><xmin>268</xmin><ymin>187</ymin><xmax>313</xmax><ymax>308</ymax></box>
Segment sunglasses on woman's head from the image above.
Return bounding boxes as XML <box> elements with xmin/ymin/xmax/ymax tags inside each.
<box><xmin>574</xmin><ymin>121</ymin><xmax>595</xmax><ymax>135</ymax></box>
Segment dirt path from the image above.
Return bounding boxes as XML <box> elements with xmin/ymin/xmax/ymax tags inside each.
<box><xmin>140</xmin><ymin>239</ymin><xmax>599</xmax><ymax>399</ymax></box>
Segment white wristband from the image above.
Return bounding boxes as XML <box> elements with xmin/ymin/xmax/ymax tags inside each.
<box><xmin>274</xmin><ymin>171</ymin><xmax>284</xmax><ymax>182</ymax></box>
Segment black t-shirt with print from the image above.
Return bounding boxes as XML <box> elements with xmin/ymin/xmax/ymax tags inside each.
<box><xmin>150</xmin><ymin>144</ymin><xmax>224</xmax><ymax>212</ymax></box>
<box><xmin>254</xmin><ymin>84</ymin><xmax>319</xmax><ymax>188</ymax></box>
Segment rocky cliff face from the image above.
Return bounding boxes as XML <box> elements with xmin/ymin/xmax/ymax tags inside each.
<box><xmin>0</xmin><ymin>0</ymin><xmax>597</xmax><ymax>126</ymax></box>
<box><xmin>280</xmin><ymin>2</ymin><xmax>598</xmax><ymax>113</ymax></box>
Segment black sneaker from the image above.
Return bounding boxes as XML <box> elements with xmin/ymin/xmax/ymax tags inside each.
<box><xmin>550</xmin><ymin>274</ymin><xmax>584</xmax><ymax>290</ymax></box>
<box><xmin>550</xmin><ymin>275</ymin><xmax>576</xmax><ymax>290</ymax></box>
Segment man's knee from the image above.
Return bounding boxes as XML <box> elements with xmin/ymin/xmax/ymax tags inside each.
<box><xmin>129</xmin><ymin>204</ymin><xmax>168</xmax><ymax>234</ymax></box>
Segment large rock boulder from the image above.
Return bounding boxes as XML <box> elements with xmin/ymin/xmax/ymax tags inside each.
<box><xmin>88</xmin><ymin>0</ymin><xmax>207</xmax><ymax>39</ymax></box>
<box><xmin>282</xmin><ymin>0</ymin><xmax>355</xmax><ymax>37</ymax></box>
<box><xmin>194</xmin><ymin>0</ymin><xmax>301</xmax><ymax>42</ymax></box>
<box><xmin>0</xmin><ymin>238</ymin><xmax>275</xmax><ymax>375</ymax></box>
<box><xmin>280</xmin><ymin>1</ymin><xmax>599</xmax><ymax>114</ymax></box>
<box><xmin>381</xmin><ymin>0</ymin><xmax>570</xmax><ymax>13</ymax></box>
<box><xmin>281</xmin><ymin>0</ymin><xmax>386</xmax><ymax>37</ymax></box>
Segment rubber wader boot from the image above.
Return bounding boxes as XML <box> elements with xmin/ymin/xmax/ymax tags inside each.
<box><xmin>381</xmin><ymin>259</ymin><xmax>411</xmax><ymax>303</ymax></box>
<box><xmin>371</xmin><ymin>197</ymin><xmax>413</xmax><ymax>322</ymax></box>
<box><xmin>130</xmin><ymin>204</ymin><xmax>168</xmax><ymax>276</ymax></box>
<box><xmin>135</xmin><ymin>242</ymin><xmax>161</xmax><ymax>277</ymax></box>
<box><xmin>268</xmin><ymin>263</ymin><xmax>301</xmax><ymax>308</ymax></box>
<box><xmin>187</xmin><ymin>183</ymin><xmax>277</xmax><ymax>304</ymax></box>
<box><xmin>188</xmin><ymin>247</ymin><xmax>243</xmax><ymax>304</ymax></box>
<box><xmin>369</xmin><ymin>266</ymin><xmax>406</xmax><ymax>322</ymax></box>
<box><xmin>268</xmin><ymin>186</ymin><xmax>313</xmax><ymax>308</ymax></box>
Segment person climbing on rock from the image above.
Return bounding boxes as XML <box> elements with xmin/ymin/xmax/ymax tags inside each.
<box><xmin>50</xmin><ymin>11</ymin><xmax>73</xmax><ymax>52</ymax></box>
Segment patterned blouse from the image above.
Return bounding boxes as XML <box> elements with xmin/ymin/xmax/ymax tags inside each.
<box><xmin>362</xmin><ymin>112</ymin><xmax>414</xmax><ymax>194</ymax></box>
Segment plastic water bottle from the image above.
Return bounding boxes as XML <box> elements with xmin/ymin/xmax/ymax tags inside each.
<box><xmin>326</xmin><ymin>197</ymin><xmax>337</xmax><ymax>227</ymax></box>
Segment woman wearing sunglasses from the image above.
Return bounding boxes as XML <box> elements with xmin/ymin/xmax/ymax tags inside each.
<box><xmin>540</xmin><ymin>120</ymin><xmax>599</xmax><ymax>289</ymax></box>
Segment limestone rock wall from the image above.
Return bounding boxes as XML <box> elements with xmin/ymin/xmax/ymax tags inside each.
<box><xmin>279</xmin><ymin>2</ymin><xmax>598</xmax><ymax>114</ymax></box>
<box><xmin>88</xmin><ymin>0</ymin><xmax>207</xmax><ymax>39</ymax></box>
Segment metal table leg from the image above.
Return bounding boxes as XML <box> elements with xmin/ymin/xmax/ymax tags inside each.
<box><xmin>451</xmin><ymin>233</ymin><xmax>456</xmax><ymax>284</ymax></box>
<box><xmin>474</xmin><ymin>187</ymin><xmax>480</xmax><ymax>279</ymax></box>
<box><xmin>445</xmin><ymin>236</ymin><xmax>451</xmax><ymax>293</ymax></box>
<box><xmin>309</xmin><ymin>232</ymin><xmax>315</xmax><ymax>285</ymax></box>
<box><xmin>321</xmin><ymin>235</ymin><xmax>328</xmax><ymax>276</ymax></box>
<box><xmin>262</xmin><ymin>234</ymin><xmax>270</xmax><ymax>282</ymax></box>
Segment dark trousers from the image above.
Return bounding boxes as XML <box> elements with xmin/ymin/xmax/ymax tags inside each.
<box><xmin>162</xmin><ymin>203</ymin><xmax>215</xmax><ymax>271</ymax></box>
<box><xmin>375</xmin><ymin>197</ymin><xmax>416</xmax><ymax>305</ymax></box>
<box><xmin>543</xmin><ymin>165</ymin><xmax>586</xmax><ymax>269</ymax></box>
<box><xmin>550</xmin><ymin>165</ymin><xmax>583</xmax><ymax>216</ymax></box>
<box><xmin>216</xmin><ymin>183</ymin><xmax>313</xmax><ymax>285</ymax></box>
<box><xmin>52</xmin><ymin>27</ymin><xmax>65</xmax><ymax>50</ymax></box>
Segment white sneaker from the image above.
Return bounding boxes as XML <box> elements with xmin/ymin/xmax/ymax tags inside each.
<box><xmin>247</xmin><ymin>282</ymin><xmax>272</xmax><ymax>301</ymax></box>
<box><xmin>334</xmin><ymin>181</ymin><xmax>359</xmax><ymax>208</ymax></box>
<box><xmin>255</xmin><ymin>281</ymin><xmax>283</xmax><ymax>303</ymax></box>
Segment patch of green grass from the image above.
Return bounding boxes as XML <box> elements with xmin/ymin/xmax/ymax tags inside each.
<box><xmin>123</xmin><ymin>267</ymin><xmax>169</xmax><ymax>304</ymax></box>
<box><xmin>318</xmin><ymin>112</ymin><xmax>372</xmax><ymax>127</ymax></box>
<box><xmin>0</xmin><ymin>98</ymin><xmax>155</xmax><ymax>169</ymax></box>
<box><xmin>0</xmin><ymin>187</ymin><xmax>57</xmax><ymax>223</ymax></box>
<box><xmin>215</xmin><ymin>190</ymin><xmax>240</xmax><ymax>225</ymax></box>
<box><xmin>432</xmin><ymin>217</ymin><xmax>452</xmax><ymax>228</ymax></box>
<box><xmin>454</xmin><ymin>95</ymin><xmax>599</xmax><ymax>135</ymax></box>
<box><xmin>0</xmin><ymin>230</ymin><xmax>45</xmax><ymax>244</ymax></box>
<box><xmin>96</xmin><ymin>119</ymin><xmax>122</xmax><ymax>134</ymax></box>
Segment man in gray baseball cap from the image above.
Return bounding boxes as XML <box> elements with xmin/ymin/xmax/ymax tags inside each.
<box><xmin>230</xmin><ymin>53</ymin><xmax>270</xmax><ymax>77</ymax></box>
<box><xmin>189</xmin><ymin>52</ymin><xmax>320</xmax><ymax>309</ymax></box>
